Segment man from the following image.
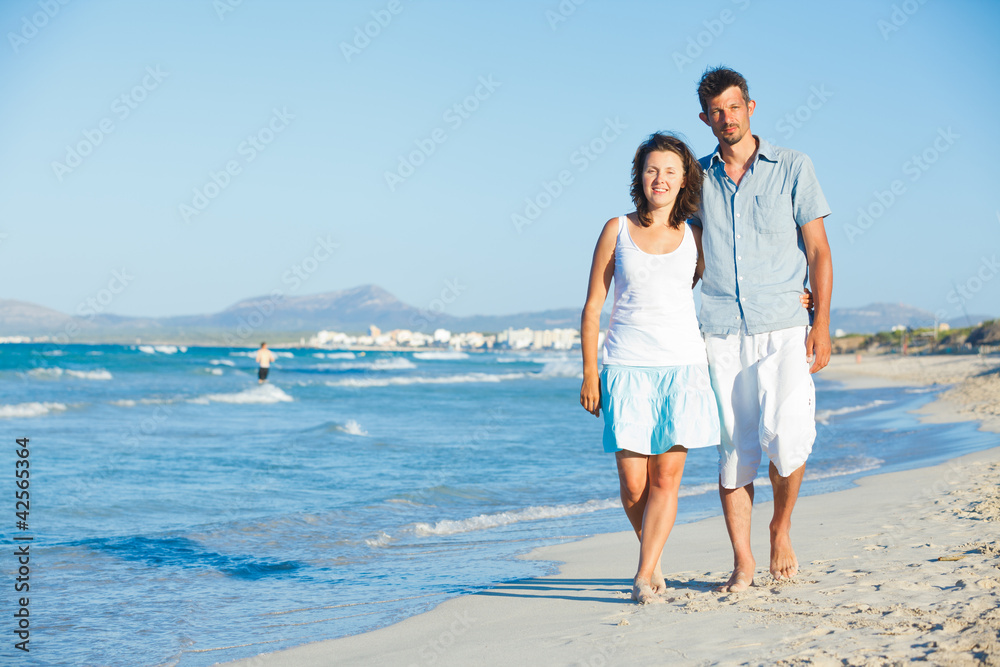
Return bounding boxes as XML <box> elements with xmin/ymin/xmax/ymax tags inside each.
<box><xmin>255</xmin><ymin>341</ymin><xmax>276</xmax><ymax>384</ymax></box>
<box><xmin>692</xmin><ymin>67</ymin><xmax>833</xmax><ymax>592</ymax></box>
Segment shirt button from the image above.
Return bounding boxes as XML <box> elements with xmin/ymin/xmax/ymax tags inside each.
<box><xmin>736</xmin><ymin>213</ymin><xmax>741</xmax><ymax>218</ymax></box>
<box><xmin>736</xmin><ymin>234</ymin><xmax>741</xmax><ymax>239</ymax></box>
<box><xmin>737</xmin><ymin>256</ymin><xmax>742</xmax><ymax>260</ymax></box>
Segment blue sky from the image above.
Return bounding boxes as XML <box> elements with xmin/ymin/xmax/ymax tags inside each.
<box><xmin>2</xmin><ymin>0</ymin><xmax>998</xmax><ymax>324</ymax></box>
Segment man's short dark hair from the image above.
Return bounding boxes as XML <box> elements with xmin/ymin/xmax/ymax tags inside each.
<box><xmin>697</xmin><ymin>66</ymin><xmax>750</xmax><ymax>114</ymax></box>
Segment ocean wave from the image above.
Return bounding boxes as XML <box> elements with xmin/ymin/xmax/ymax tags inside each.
<box><xmin>189</xmin><ymin>384</ymin><xmax>294</xmax><ymax>405</ymax></box>
<box><xmin>312</xmin><ymin>352</ymin><xmax>357</xmax><ymax>360</ymax></box>
<box><xmin>327</xmin><ymin>372</ymin><xmax>527</xmax><ymax>388</ymax></box>
<box><xmin>815</xmin><ymin>400</ymin><xmax>891</xmax><ymax>424</ymax></box>
<box><xmin>206</xmin><ymin>368</ymin><xmax>224</xmax><ymax>375</ymax></box>
<box><xmin>0</xmin><ymin>402</ymin><xmax>68</xmax><ymax>419</ymax></box>
<box><xmin>67</xmin><ymin>369</ymin><xmax>113</xmax><ymax>380</ymax></box>
<box><xmin>413</xmin><ymin>351</ymin><xmax>469</xmax><ymax>360</ymax></box>
<box><xmin>110</xmin><ymin>397</ymin><xmax>179</xmax><ymax>407</ymax></box>
<box><xmin>312</xmin><ymin>358</ymin><xmax>418</xmax><ymax>372</ymax></box>
<box><xmin>364</xmin><ymin>531</ymin><xmax>394</xmax><ymax>547</ymax></box>
<box><xmin>537</xmin><ymin>359</ymin><xmax>582</xmax><ymax>378</ymax></box>
<box><xmin>412</xmin><ymin>498</ymin><xmax>619</xmax><ymax>536</ymax></box>
<box><xmin>27</xmin><ymin>367</ymin><xmax>112</xmax><ymax>380</ymax></box>
<box><xmin>41</xmin><ymin>349</ymin><xmax>66</xmax><ymax>356</ymax></box>
<box><xmin>209</xmin><ymin>359</ymin><xmax>236</xmax><ymax>367</ymax></box>
<box><xmin>752</xmin><ymin>456</ymin><xmax>884</xmax><ymax>488</ymax></box>
<box><xmin>138</xmin><ymin>345</ymin><xmax>186</xmax><ymax>354</ymax></box>
<box><xmin>339</xmin><ymin>419</ymin><xmax>368</xmax><ymax>436</ymax></box>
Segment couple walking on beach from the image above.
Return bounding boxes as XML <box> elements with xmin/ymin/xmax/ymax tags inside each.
<box><xmin>580</xmin><ymin>66</ymin><xmax>833</xmax><ymax>603</ymax></box>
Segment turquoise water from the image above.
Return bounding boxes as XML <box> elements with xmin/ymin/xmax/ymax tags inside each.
<box><xmin>0</xmin><ymin>343</ymin><xmax>994</xmax><ymax>666</ymax></box>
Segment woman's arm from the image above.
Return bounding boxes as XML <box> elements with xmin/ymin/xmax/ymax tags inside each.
<box><xmin>690</xmin><ymin>223</ymin><xmax>705</xmax><ymax>289</ymax></box>
<box><xmin>580</xmin><ymin>218</ymin><xmax>618</xmax><ymax>417</ymax></box>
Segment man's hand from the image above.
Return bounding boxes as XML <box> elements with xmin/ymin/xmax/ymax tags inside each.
<box><xmin>806</xmin><ymin>326</ymin><xmax>831</xmax><ymax>373</ymax></box>
<box><xmin>580</xmin><ymin>374</ymin><xmax>602</xmax><ymax>417</ymax></box>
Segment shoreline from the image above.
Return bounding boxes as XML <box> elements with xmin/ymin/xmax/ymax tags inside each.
<box><xmin>219</xmin><ymin>354</ymin><xmax>1000</xmax><ymax>666</ymax></box>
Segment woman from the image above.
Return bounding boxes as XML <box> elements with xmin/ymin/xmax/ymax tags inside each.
<box><xmin>581</xmin><ymin>132</ymin><xmax>811</xmax><ymax>604</ymax></box>
<box><xmin>580</xmin><ymin>132</ymin><xmax>718</xmax><ymax>604</ymax></box>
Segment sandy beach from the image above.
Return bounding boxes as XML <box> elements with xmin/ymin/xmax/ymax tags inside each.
<box><xmin>222</xmin><ymin>353</ymin><xmax>1000</xmax><ymax>666</ymax></box>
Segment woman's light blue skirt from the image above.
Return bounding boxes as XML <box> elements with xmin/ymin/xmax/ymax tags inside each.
<box><xmin>600</xmin><ymin>364</ymin><xmax>721</xmax><ymax>455</ymax></box>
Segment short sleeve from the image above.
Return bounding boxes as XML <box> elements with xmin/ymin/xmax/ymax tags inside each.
<box><xmin>791</xmin><ymin>155</ymin><xmax>831</xmax><ymax>227</ymax></box>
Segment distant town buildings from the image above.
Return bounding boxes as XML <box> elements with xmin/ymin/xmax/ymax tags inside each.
<box><xmin>308</xmin><ymin>326</ymin><xmax>582</xmax><ymax>350</ymax></box>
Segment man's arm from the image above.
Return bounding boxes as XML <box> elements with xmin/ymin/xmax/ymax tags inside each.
<box><xmin>800</xmin><ymin>218</ymin><xmax>832</xmax><ymax>373</ymax></box>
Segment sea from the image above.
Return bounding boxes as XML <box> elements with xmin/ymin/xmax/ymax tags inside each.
<box><xmin>0</xmin><ymin>343</ymin><xmax>995</xmax><ymax>666</ymax></box>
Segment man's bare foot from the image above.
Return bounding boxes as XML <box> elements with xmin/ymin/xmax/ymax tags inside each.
<box><xmin>770</xmin><ymin>526</ymin><xmax>798</xmax><ymax>581</ymax></box>
<box><xmin>631</xmin><ymin>577</ymin><xmax>661</xmax><ymax>604</ymax></box>
<box><xmin>715</xmin><ymin>560</ymin><xmax>755</xmax><ymax>593</ymax></box>
<box><xmin>651</xmin><ymin>563</ymin><xmax>667</xmax><ymax>594</ymax></box>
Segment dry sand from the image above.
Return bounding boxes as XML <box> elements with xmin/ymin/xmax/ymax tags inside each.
<box><xmin>221</xmin><ymin>354</ymin><xmax>1000</xmax><ymax>667</ymax></box>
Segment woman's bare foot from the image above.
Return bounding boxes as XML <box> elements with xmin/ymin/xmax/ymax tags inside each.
<box><xmin>631</xmin><ymin>577</ymin><xmax>661</xmax><ymax>604</ymax></box>
<box><xmin>651</xmin><ymin>563</ymin><xmax>667</xmax><ymax>594</ymax></box>
<box><xmin>715</xmin><ymin>558</ymin><xmax>755</xmax><ymax>593</ymax></box>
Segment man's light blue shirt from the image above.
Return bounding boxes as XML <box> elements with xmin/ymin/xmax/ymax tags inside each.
<box><xmin>691</xmin><ymin>136</ymin><xmax>831</xmax><ymax>335</ymax></box>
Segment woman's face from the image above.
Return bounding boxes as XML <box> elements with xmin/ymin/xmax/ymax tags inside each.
<box><xmin>642</xmin><ymin>149</ymin><xmax>685</xmax><ymax>212</ymax></box>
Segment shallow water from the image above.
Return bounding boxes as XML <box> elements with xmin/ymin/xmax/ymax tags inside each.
<box><xmin>0</xmin><ymin>343</ymin><xmax>993</xmax><ymax>665</ymax></box>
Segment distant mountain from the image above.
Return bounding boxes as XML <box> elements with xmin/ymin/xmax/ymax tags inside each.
<box><xmin>829</xmin><ymin>302</ymin><xmax>993</xmax><ymax>334</ymax></box>
<box><xmin>2</xmin><ymin>288</ymin><xmax>990</xmax><ymax>343</ymax></box>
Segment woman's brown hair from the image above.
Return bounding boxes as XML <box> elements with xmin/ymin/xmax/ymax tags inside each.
<box><xmin>629</xmin><ymin>133</ymin><xmax>702</xmax><ymax>229</ymax></box>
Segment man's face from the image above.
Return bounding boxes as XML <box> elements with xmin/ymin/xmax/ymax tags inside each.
<box><xmin>700</xmin><ymin>86</ymin><xmax>755</xmax><ymax>146</ymax></box>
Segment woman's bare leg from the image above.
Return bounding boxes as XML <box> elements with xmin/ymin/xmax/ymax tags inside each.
<box><xmin>633</xmin><ymin>446</ymin><xmax>688</xmax><ymax>602</ymax></box>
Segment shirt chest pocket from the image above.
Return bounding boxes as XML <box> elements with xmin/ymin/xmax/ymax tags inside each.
<box><xmin>752</xmin><ymin>194</ymin><xmax>794</xmax><ymax>234</ymax></box>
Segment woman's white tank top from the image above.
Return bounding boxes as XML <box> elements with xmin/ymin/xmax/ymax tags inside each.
<box><xmin>602</xmin><ymin>215</ymin><xmax>708</xmax><ymax>367</ymax></box>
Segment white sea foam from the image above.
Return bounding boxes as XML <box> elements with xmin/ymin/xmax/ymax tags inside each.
<box><xmin>41</xmin><ymin>349</ymin><xmax>66</xmax><ymax>356</ymax></box>
<box><xmin>316</xmin><ymin>358</ymin><xmax>418</xmax><ymax>372</ymax></box>
<box><xmin>67</xmin><ymin>369</ymin><xmax>113</xmax><ymax>380</ymax></box>
<box><xmin>413</xmin><ymin>351</ymin><xmax>469</xmax><ymax>360</ymax></box>
<box><xmin>86</xmin><ymin>351</ymin><xmax>103</xmax><ymax>356</ymax></box>
<box><xmin>189</xmin><ymin>384</ymin><xmax>294</xmax><ymax>405</ymax></box>
<box><xmin>0</xmin><ymin>402</ymin><xmax>68</xmax><ymax>419</ymax></box>
<box><xmin>327</xmin><ymin>372</ymin><xmax>527</xmax><ymax>388</ymax></box>
<box><xmin>28</xmin><ymin>367</ymin><xmax>63</xmax><ymax>378</ymax></box>
<box><xmin>412</xmin><ymin>498</ymin><xmax>619</xmax><ymax>536</ymax></box>
<box><xmin>207</xmin><ymin>368</ymin><xmax>224</xmax><ymax>375</ymax></box>
<box><xmin>324</xmin><ymin>352</ymin><xmax>356</xmax><ymax>359</ymax></box>
<box><xmin>340</xmin><ymin>419</ymin><xmax>368</xmax><ymax>436</ymax></box>
<box><xmin>110</xmin><ymin>399</ymin><xmax>137</xmax><ymax>407</ymax></box>
<box><xmin>209</xmin><ymin>359</ymin><xmax>236</xmax><ymax>367</ymax></box>
<box><xmin>138</xmin><ymin>345</ymin><xmax>183</xmax><ymax>354</ymax></box>
<box><xmin>28</xmin><ymin>367</ymin><xmax>111</xmax><ymax>380</ymax></box>
<box><xmin>815</xmin><ymin>400</ymin><xmax>891</xmax><ymax>424</ymax></box>
<box><xmin>364</xmin><ymin>531</ymin><xmax>394</xmax><ymax>547</ymax></box>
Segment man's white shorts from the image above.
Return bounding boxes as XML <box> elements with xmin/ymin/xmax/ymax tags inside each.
<box><xmin>705</xmin><ymin>324</ymin><xmax>816</xmax><ymax>489</ymax></box>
